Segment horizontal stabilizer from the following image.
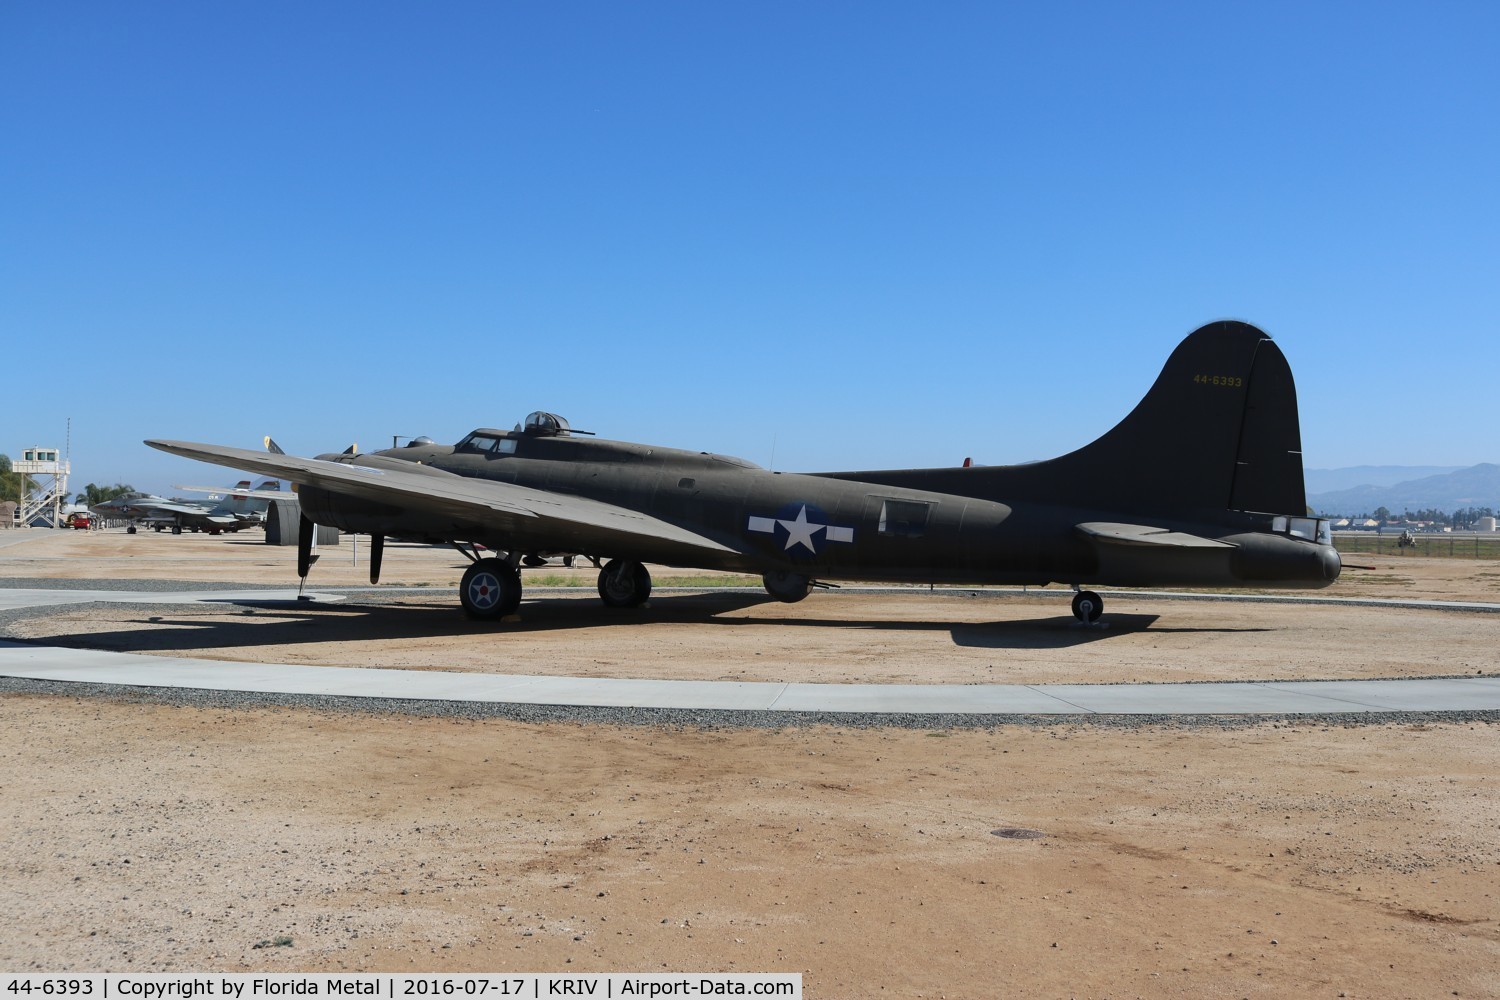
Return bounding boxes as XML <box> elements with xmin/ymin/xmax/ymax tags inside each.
<box><xmin>1076</xmin><ymin>522</ymin><xmax>1236</xmax><ymax>549</ymax></box>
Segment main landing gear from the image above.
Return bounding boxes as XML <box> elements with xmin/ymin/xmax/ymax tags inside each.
<box><xmin>598</xmin><ymin>558</ymin><xmax>652</xmax><ymax>608</ymax></box>
<box><xmin>448</xmin><ymin>544</ymin><xmax>655</xmax><ymax>619</ymax></box>
<box><xmin>1071</xmin><ymin>588</ymin><xmax>1104</xmax><ymax>625</ymax></box>
<box><xmin>460</xmin><ymin>558</ymin><xmax>523</xmax><ymax>620</ymax></box>
<box><xmin>762</xmin><ymin>570</ymin><xmax>814</xmax><ymax>603</ymax></box>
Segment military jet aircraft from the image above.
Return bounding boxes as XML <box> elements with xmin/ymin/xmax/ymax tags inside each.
<box><xmin>91</xmin><ymin>480</ymin><xmax>282</xmax><ymax>535</ymax></box>
<box><xmin>148</xmin><ymin>321</ymin><xmax>1340</xmax><ymax>623</ymax></box>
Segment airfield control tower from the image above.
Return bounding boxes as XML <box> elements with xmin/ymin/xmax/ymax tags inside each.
<box><xmin>11</xmin><ymin>447</ymin><xmax>70</xmax><ymax>528</ymax></box>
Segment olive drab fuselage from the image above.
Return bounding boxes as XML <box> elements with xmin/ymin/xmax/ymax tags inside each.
<box><xmin>298</xmin><ymin>424</ymin><xmax>1338</xmax><ymax>590</ymax></box>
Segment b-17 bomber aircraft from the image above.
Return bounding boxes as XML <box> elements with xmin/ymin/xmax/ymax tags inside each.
<box><xmin>90</xmin><ymin>480</ymin><xmax>282</xmax><ymax>535</ymax></box>
<box><xmin>148</xmin><ymin>321</ymin><xmax>1341</xmax><ymax>624</ymax></box>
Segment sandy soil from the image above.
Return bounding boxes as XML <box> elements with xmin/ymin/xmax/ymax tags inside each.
<box><xmin>2</xmin><ymin>527</ymin><xmax>1499</xmax><ymax>996</ymax></box>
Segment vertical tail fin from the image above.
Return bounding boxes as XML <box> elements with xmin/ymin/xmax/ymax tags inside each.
<box><xmin>818</xmin><ymin>321</ymin><xmax>1308</xmax><ymax>517</ymax></box>
<box><xmin>1021</xmin><ymin>320</ymin><xmax>1307</xmax><ymax>514</ymax></box>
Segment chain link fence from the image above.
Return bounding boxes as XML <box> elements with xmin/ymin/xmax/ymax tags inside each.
<box><xmin>1334</xmin><ymin>532</ymin><xmax>1500</xmax><ymax>559</ymax></box>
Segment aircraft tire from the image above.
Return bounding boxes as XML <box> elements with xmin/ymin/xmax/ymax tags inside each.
<box><xmin>598</xmin><ymin>559</ymin><xmax>652</xmax><ymax>608</ymax></box>
<box><xmin>1071</xmin><ymin>590</ymin><xmax>1104</xmax><ymax>624</ymax></box>
<box><xmin>171</xmin><ymin>525</ymin><xmax>182</xmax><ymax>535</ymax></box>
<box><xmin>459</xmin><ymin>558</ymin><xmax>522</xmax><ymax>620</ymax></box>
<box><xmin>762</xmin><ymin>571</ymin><xmax>813</xmax><ymax>603</ymax></box>
<box><xmin>126</xmin><ymin>526</ymin><xmax>136</xmax><ymax>535</ymax></box>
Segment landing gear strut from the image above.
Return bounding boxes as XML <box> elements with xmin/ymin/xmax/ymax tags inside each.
<box><xmin>598</xmin><ymin>559</ymin><xmax>651</xmax><ymax>608</ymax></box>
<box><xmin>1071</xmin><ymin>589</ymin><xmax>1104</xmax><ymax>625</ymax></box>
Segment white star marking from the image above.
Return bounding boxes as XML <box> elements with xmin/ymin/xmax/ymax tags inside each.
<box><xmin>746</xmin><ymin>508</ymin><xmax>854</xmax><ymax>551</ymax></box>
<box><xmin>777</xmin><ymin>505</ymin><xmax>825</xmax><ymax>554</ymax></box>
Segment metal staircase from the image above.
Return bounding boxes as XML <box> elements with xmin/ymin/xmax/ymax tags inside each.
<box><xmin>12</xmin><ymin>447</ymin><xmax>70</xmax><ymax>527</ymax></box>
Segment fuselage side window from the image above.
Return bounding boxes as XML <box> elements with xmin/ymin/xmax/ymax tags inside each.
<box><xmin>878</xmin><ymin>499</ymin><xmax>931</xmax><ymax>538</ymax></box>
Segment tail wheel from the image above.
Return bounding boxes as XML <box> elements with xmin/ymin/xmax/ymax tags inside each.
<box><xmin>1071</xmin><ymin>590</ymin><xmax>1104</xmax><ymax>624</ymax></box>
<box><xmin>598</xmin><ymin>559</ymin><xmax>652</xmax><ymax>607</ymax></box>
<box><xmin>460</xmin><ymin>558</ymin><xmax>522</xmax><ymax>619</ymax></box>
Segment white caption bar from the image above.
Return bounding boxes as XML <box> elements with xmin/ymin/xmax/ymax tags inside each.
<box><xmin>1</xmin><ymin>974</ymin><xmax>801</xmax><ymax>1000</ymax></box>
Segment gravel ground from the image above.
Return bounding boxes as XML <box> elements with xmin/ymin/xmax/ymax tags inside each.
<box><xmin>5</xmin><ymin>530</ymin><xmax>1500</xmax><ymax>994</ymax></box>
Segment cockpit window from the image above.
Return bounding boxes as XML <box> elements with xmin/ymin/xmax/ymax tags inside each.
<box><xmin>456</xmin><ymin>434</ymin><xmax>518</xmax><ymax>455</ymax></box>
<box><xmin>457</xmin><ymin>434</ymin><xmax>500</xmax><ymax>453</ymax></box>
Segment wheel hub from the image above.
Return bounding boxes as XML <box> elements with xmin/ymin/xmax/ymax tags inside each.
<box><xmin>469</xmin><ymin>573</ymin><xmax>500</xmax><ymax>610</ymax></box>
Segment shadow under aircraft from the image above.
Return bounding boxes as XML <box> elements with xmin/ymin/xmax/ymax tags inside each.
<box><xmin>149</xmin><ymin>320</ymin><xmax>1341</xmax><ymax>625</ymax></box>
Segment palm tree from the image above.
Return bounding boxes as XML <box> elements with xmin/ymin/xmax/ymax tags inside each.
<box><xmin>75</xmin><ymin>483</ymin><xmax>137</xmax><ymax>507</ymax></box>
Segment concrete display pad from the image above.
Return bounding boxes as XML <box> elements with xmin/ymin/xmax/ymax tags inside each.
<box><xmin>3</xmin><ymin>587</ymin><xmax>1496</xmax><ymax>715</ymax></box>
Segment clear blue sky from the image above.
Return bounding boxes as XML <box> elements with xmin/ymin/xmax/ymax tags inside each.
<box><xmin>4</xmin><ymin>2</ymin><xmax>1496</xmax><ymax>496</ymax></box>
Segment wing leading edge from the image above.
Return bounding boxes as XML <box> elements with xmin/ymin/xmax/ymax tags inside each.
<box><xmin>144</xmin><ymin>439</ymin><xmax>737</xmax><ymax>559</ymax></box>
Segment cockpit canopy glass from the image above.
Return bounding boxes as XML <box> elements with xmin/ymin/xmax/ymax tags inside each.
<box><xmin>457</xmin><ymin>433</ymin><xmax>500</xmax><ymax>453</ymax></box>
<box><xmin>455</xmin><ymin>433</ymin><xmax>516</xmax><ymax>455</ymax></box>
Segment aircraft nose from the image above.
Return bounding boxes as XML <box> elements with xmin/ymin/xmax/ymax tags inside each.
<box><xmin>1320</xmin><ymin>544</ymin><xmax>1342</xmax><ymax>582</ymax></box>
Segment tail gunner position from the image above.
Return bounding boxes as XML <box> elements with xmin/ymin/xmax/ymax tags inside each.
<box><xmin>149</xmin><ymin>321</ymin><xmax>1340</xmax><ymax>624</ymax></box>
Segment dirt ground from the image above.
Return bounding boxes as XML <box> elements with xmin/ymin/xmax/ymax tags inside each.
<box><xmin>2</xmin><ymin>527</ymin><xmax>1499</xmax><ymax>996</ymax></box>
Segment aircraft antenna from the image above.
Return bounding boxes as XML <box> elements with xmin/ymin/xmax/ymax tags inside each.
<box><xmin>768</xmin><ymin>433</ymin><xmax>777</xmax><ymax>472</ymax></box>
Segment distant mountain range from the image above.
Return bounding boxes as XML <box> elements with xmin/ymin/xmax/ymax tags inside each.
<box><xmin>1303</xmin><ymin>466</ymin><xmax>1465</xmax><ymax>494</ymax></box>
<box><xmin>1307</xmin><ymin>464</ymin><xmax>1500</xmax><ymax>515</ymax></box>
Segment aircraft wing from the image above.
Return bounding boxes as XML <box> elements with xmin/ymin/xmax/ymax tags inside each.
<box><xmin>145</xmin><ymin>439</ymin><xmax>738</xmax><ymax>558</ymax></box>
<box><xmin>174</xmin><ymin>484</ymin><xmax>288</xmax><ymax>501</ymax></box>
<box><xmin>133</xmin><ymin>499</ymin><xmax>218</xmax><ymax>517</ymax></box>
<box><xmin>1075</xmin><ymin>522</ymin><xmax>1237</xmax><ymax>549</ymax></box>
